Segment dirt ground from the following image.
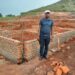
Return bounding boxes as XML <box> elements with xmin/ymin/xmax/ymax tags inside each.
<box><xmin>0</xmin><ymin>37</ymin><xmax>75</xmax><ymax>75</ymax></box>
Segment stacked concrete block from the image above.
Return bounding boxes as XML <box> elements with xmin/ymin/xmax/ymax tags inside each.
<box><xmin>24</xmin><ymin>39</ymin><xmax>40</xmax><ymax>60</ymax></box>
<box><xmin>0</xmin><ymin>36</ymin><xmax>23</xmax><ymax>63</ymax></box>
<box><xmin>0</xmin><ymin>29</ymin><xmax>12</xmax><ymax>38</ymax></box>
<box><xmin>49</xmin><ymin>30</ymin><xmax>75</xmax><ymax>49</ymax></box>
<box><xmin>0</xmin><ymin>54</ymin><xmax>10</xmax><ymax>64</ymax></box>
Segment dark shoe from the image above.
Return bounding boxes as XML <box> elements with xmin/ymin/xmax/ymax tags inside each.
<box><xmin>39</xmin><ymin>56</ymin><xmax>43</xmax><ymax>60</ymax></box>
<box><xmin>43</xmin><ymin>56</ymin><xmax>48</xmax><ymax>60</ymax></box>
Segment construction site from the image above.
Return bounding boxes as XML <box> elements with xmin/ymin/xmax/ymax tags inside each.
<box><xmin>0</xmin><ymin>12</ymin><xmax>75</xmax><ymax>75</ymax></box>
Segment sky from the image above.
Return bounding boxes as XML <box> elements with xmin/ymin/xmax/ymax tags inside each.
<box><xmin>0</xmin><ymin>0</ymin><xmax>60</xmax><ymax>16</ymax></box>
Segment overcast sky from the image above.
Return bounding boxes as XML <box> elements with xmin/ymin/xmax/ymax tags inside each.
<box><xmin>0</xmin><ymin>0</ymin><xmax>60</xmax><ymax>16</ymax></box>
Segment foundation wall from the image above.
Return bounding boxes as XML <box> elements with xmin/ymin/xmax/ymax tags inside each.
<box><xmin>0</xmin><ymin>36</ymin><xmax>23</xmax><ymax>63</ymax></box>
<box><xmin>24</xmin><ymin>30</ymin><xmax>75</xmax><ymax>60</ymax></box>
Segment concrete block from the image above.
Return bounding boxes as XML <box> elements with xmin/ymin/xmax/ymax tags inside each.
<box><xmin>24</xmin><ymin>39</ymin><xmax>40</xmax><ymax>60</ymax></box>
<box><xmin>0</xmin><ymin>36</ymin><xmax>23</xmax><ymax>63</ymax></box>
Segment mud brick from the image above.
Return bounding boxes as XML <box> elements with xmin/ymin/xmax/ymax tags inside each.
<box><xmin>24</xmin><ymin>39</ymin><xmax>40</xmax><ymax>60</ymax></box>
<box><xmin>47</xmin><ymin>71</ymin><xmax>54</xmax><ymax>75</ymax></box>
<box><xmin>17</xmin><ymin>44</ymin><xmax>23</xmax><ymax>58</ymax></box>
<box><xmin>55</xmin><ymin>68</ymin><xmax>62</xmax><ymax>75</ymax></box>
<box><xmin>0</xmin><ymin>36</ymin><xmax>23</xmax><ymax>63</ymax></box>
<box><xmin>60</xmin><ymin>65</ymin><xmax>70</xmax><ymax>74</ymax></box>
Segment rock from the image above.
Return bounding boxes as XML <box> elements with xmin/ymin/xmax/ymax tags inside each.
<box><xmin>55</xmin><ymin>68</ymin><xmax>62</xmax><ymax>75</ymax></box>
<box><xmin>47</xmin><ymin>71</ymin><xmax>54</xmax><ymax>75</ymax></box>
<box><xmin>60</xmin><ymin>65</ymin><xmax>70</xmax><ymax>74</ymax></box>
<box><xmin>61</xmin><ymin>44</ymin><xmax>66</xmax><ymax>48</ymax></box>
<box><xmin>62</xmin><ymin>49</ymin><xmax>65</xmax><ymax>53</ymax></box>
<box><xmin>66</xmin><ymin>46</ymin><xmax>71</xmax><ymax>50</ymax></box>
<box><xmin>68</xmin><ymin>56</ymin><xmax>72</xmax><ymax>59</ymax></box>
<box><xmin>50</xmin><ymin>48</ymin><xmax>59</xmax><ymax>53</ymax></box>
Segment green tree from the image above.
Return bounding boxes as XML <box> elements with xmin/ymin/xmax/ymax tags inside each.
<box><xmin>6</xmin><ymin>14</ymin><xmax>15</xmax><ymax>17</ymax></box>
<box><xmin>0</xmin><ymin>13</ymin><xmax>3</xmax><ymax>17</ymax></box>
<box><xmin>20</xmin><ymin>12</ymin><xmax>26</xmax><ymax>16</ymax></box>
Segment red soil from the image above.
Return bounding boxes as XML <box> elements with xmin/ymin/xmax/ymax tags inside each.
<box><xmin>0</xmin><ymin>38</ymin><xmax>75</xmax><ymax>75</ymax></box>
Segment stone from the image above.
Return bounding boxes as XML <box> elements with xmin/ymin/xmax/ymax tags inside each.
<box><xmin>47</xmin><ymin>71</ymin><xmax>54</xmax><ymax>75</ymax></box>
<box><xmin>60</xmin><ymin>66</ymin><xmax>70</xmax><ymax>74</ymax></box>
<box><xmin>66</xmin><ymin>46</ymin><xmax>71</xmax><ymax>50</ymax></box>
<box><xmin>55</xmin><ymin>68</ymin><xmax>62</xmax><ymax>75</ymax></box>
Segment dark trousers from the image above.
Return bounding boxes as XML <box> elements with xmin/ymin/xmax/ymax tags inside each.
<box><xmin>40</xmin><ymin>36</ymin><xmax>50</xmax><ymax>57</ymax></box>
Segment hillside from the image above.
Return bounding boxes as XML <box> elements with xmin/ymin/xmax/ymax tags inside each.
<box><xmin>0</xmin><ymin>0</ymin><xmax>75</xmax><ymax>20</ymax></box>
<box><xmin>21</xmin><ymin>0</ymin><xmax>75</xmax><ymax>16</ymax></box>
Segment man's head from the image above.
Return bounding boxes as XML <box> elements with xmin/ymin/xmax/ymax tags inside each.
<box><xmin>44</xmin><ymin>10</ymin><xmax>51</xmax><ymax>18</ymax></box>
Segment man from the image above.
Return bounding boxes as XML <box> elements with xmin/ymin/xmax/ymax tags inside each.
<box><xmin>39</xmin><ymin>10</ymin><xmax>54</xmax><ymax>60</ymax></box>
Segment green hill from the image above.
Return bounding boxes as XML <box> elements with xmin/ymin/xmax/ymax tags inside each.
<box><xmin>0</xmin><ymin>0</ymin><xmax>75</xmax><ymax>20</ymax></box>
<box><xmin>21</xmin><ymin>0</ymin><xmax>75</xmax><ymax>16</ymax></box>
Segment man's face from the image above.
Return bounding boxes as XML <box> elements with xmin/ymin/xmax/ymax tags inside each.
<box><xmin>45</xmin><ymin>12</ymin><xmax>50</xmax><ymax>18</ymax></box>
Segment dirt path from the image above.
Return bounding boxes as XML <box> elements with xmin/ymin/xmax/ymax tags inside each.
<box><xmin>0</xmin><ymin>39</ymin><xmax>75</xmax><ymax>75</ymax></box>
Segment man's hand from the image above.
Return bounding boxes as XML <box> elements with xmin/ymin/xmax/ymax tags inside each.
<box><xmin>37</xmin><ymin>36</ymin><xmax>39</xmax><ymax>41</ymax></box>
<box><xmin>37</xmin><ymin>34</ymin><xmax>40</xmax><ymax>43</ymax></box>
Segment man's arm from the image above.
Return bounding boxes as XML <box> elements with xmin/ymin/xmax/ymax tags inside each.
<box><xmin>38</xmin><ymin>26</ymin><xmax>40</xmax><ymax>39</ymax></box>
<box><xmin>37</xmin><ymin>20</ymin><xmax>41</xmax><ymax>41</ymax></box>
<box><xmin>50</xmin><ymin>21</ymin><xmax>54</xmax><ymax>39</ymax></box>
<box><xmin>38</xmin><ymin>19</ymin><xmax>42</xmax><ymax>35</ymax></box>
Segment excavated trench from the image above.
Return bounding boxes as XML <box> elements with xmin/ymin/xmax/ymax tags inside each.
<box><xmin>0</xmin><ymin>13</ymin><xmax>75</xmax><ymax>75</ymax></box>
<box><xmin>0</xmin><ymin>13</ymin><xmax>75</xmax><ymax>64</ymax></box>
<box><xmin>0</xmin><ymin>26</ymin><xmax>75</xmax><ymax>64</ymax></box>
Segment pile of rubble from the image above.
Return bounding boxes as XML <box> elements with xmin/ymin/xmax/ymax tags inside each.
<box><xmin>47</xmin><ymin>61</ymin><xmax>70</xmax><ymax>75</ymax></box>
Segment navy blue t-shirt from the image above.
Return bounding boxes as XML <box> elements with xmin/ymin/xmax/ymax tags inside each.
<box><xmin>39</xmin><ymin>18</ymin><xmax>53</xmax><ymax>38</ymax></box>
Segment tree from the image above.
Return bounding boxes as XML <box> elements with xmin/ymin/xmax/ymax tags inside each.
<box><xmin>0</xmin><ymin>13</ymin><xmax>3</xmax><ymax>17</ymax></box>
<box><xmin>20</xmin><ymin>12</ymin><xmax>26</xmax><ymax>16</ymax></box>
<box><xmin>6</xmin><ymin>14</ymin><xmax>15</xmax><ymax>17</ymax></box>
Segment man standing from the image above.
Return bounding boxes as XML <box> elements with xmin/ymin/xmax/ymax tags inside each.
<box><xmin>39</xmin><ymin>10</ymin><xmax>54</xmax><ymax>59</ymax></box>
